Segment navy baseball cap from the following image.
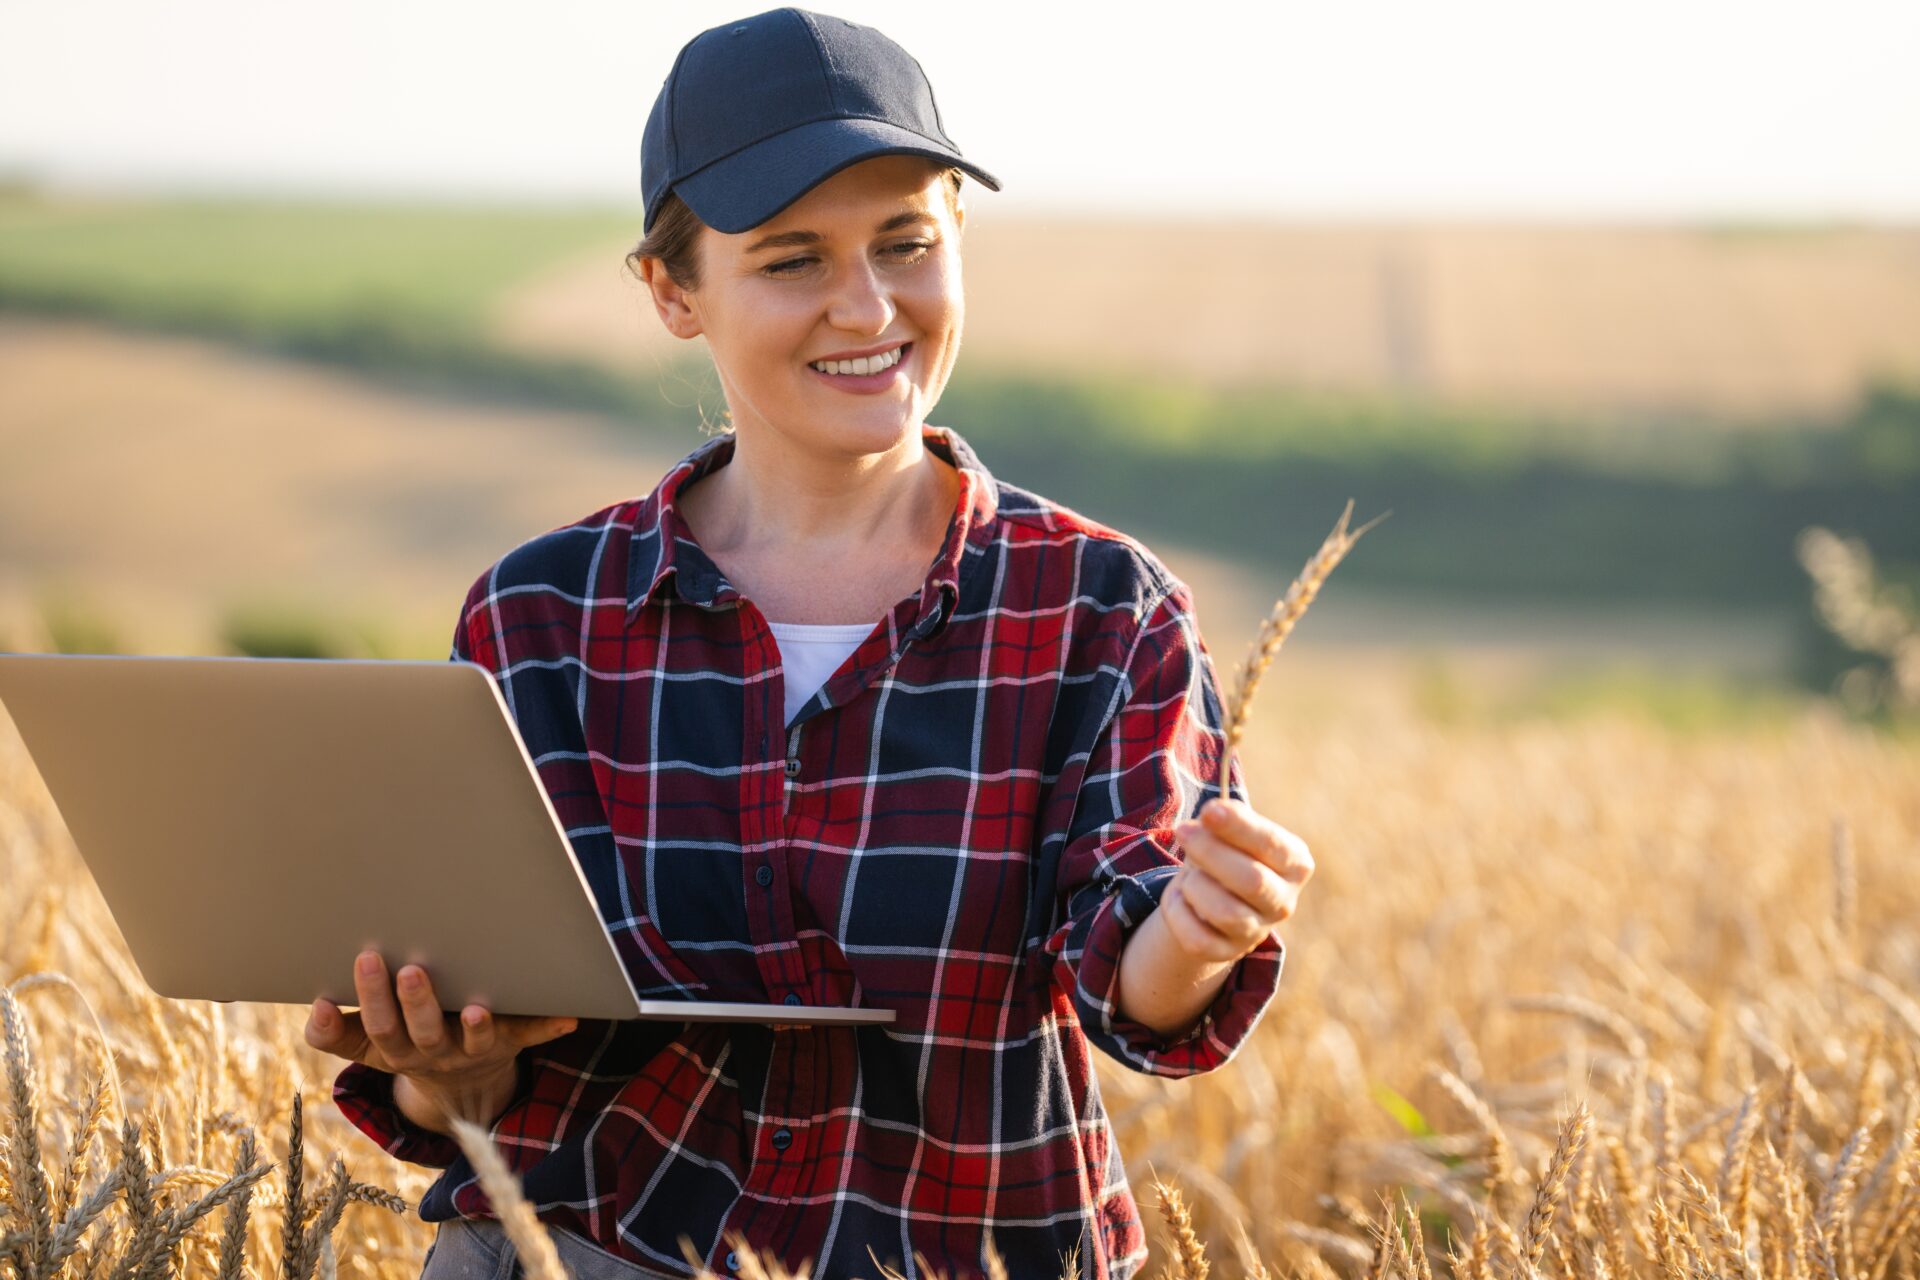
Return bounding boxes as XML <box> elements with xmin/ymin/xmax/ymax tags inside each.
<box><xmin>640</xmin><ymin>7</ymin><xmax>1001</xmax><ymax>235</ymax></box>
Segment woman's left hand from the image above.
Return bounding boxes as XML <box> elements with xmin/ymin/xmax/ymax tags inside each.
<box><xmin>1164</xmin><ymin>797</ymin><xmax>1314</xmax><ymax>963</ymax></box>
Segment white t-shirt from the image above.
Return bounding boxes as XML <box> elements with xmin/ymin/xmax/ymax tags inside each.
<box><xmin>767</xmin><ymin>620</ymin><xmax>874</xmax><ymax>726</ymax></box>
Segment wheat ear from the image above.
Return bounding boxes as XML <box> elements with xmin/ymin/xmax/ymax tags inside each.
<box><xmin>279</xmin><ymin>1091</ymin><xmax>306</xmax><ymax>1274</ymax></box>
<box><xmin>1</xmin><ymin>986</ymin><xmax>56</xmax><ymax>1271</ymax></box>
<box><xmin>1220</xmin><ymin>498</ymin><xmax>1386</xmax><ymax>756</ymax></box>
<box><xmin>1522</xmin><ymin>1099</ymin><xmax>1593</xmax><ymax>1275</ymax></box>
<box><xmin>1429</xmin><ymin>1064</ymin><xmax>1515</xmax><ymax>1212</ymax></box>
<box><xmin>214</xmin><ymin>1129</ymin><xmax>258</xmax><ymax>1280</ymax></box>
<box><xmin>1397</xmin><ymin>1189</ymin><xmax>1434</xmax><ymax>1280</ymax></box>
<box><xmin>1151</xmin><ymin>1172</ymin><xmax>1211</xmax><ymax>1280</ymax></box>
<box><xmin>52</xmin><ymin>1068</ymin><xmax>112</xmax><ymax>1224</ymax></box>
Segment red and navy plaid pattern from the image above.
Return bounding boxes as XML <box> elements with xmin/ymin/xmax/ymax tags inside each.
<box><xmin>333</xmin><ymin>423</ymin><xmax>1284</xmax><ymax>1279</ymax></box>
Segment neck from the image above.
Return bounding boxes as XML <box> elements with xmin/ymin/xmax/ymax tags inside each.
<box><xmin>684</xmin><ymin>425</ymin><xmax>954</xmax><ymax>557</ymax></box>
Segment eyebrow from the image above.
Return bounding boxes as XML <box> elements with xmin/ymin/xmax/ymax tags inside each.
<box><xmin>742</xmin><ymin>210</ymin><xmax>933</xmax><ymax>255</ymax></box>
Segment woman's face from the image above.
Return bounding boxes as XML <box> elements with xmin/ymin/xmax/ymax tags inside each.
<box><xmin>645</xmin><ymin>154</ymin><xmax>966</xmax><ymax>460</ymax></box>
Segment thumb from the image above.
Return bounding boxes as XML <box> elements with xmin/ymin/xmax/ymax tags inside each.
<box><xmin>310</xmin><ymin>1004</ymin><xmax>382</xmax><ymax>1070</ymax></box>
<box><xmin>512</xmin><ymin>1016</ymin><xmax>577</xmax><ymax>1049</ymax></box>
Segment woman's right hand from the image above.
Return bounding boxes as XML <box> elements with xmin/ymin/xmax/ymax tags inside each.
<box><xmin>306</xmin><ymin>949</ymin><xmax>578</xmax><ymax>1128</ymax></box>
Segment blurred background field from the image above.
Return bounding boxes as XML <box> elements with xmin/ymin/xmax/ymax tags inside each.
<box><xmin>3</xmin><ymin>185</ymin><xmax>1918</xmax><ymax>729</ymax></box>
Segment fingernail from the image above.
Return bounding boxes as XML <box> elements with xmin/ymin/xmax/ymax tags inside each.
<box><xmin>357</xmin><ymin>954</ymin><xmax>379</xmax><ymax>976</ymax></box>
<box><xmin>463</xmin><ymin>1009</ymin><xmax>483</xmax><ymax>1027</ymax></box>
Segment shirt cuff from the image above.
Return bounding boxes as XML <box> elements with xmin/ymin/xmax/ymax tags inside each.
<box><xmin>1068</xmin><ymin>865</ymin><xmax>1284</xmax><ymax>1077</ymax></box>
<box><xmin>332</xmin><ymin>1061</ymin><xmax>466</xmax><ymax>1170</ymax></box>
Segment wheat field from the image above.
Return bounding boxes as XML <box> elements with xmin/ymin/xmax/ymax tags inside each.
<box><xmin>4</xmin><ymin>669</ymin><xmax>1918</xmax><ymax>1278</ymax></box>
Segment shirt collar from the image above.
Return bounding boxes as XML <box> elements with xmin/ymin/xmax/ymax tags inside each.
<box><xmin>625</xmin><ymin>423</ymin><xmax>998</xmax><ymax>641</ymax></box>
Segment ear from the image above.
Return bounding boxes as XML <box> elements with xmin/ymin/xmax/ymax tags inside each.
<box><xmin>635</xmin><ymin>255</ymin><xmax>704</xmax><ymax>341</ymax></box>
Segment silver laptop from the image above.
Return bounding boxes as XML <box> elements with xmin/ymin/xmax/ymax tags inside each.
<box><xmin>0</xmin><ymin>653</ymin><xmax>892</xmax><ymax>1027</ymax></box>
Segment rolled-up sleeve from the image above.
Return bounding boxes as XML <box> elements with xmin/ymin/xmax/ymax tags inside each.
<box><xmin>1040</xmin><ymin>582</ymin><xmax>1284</xmax><ymax>1077</ymax></box>
<box><xmin>332</xmin><ymin>1061</ymin><xmax>467</xmax><ymax>1170</ymax></box>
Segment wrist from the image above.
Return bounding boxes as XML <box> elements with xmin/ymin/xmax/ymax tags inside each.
<box><xmin>1115</xmin><ymin>905</ymin><xmax>1236</xmax><ymax>1043</ymax></box>
<box><xmin>391</xmin><ymin>1057</ymin><xmax>523</xmax><ymax>1136</ymax></box>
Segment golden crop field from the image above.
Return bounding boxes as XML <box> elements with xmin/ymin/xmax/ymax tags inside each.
<box><xmin>4</xmin><ymin>676</ymin><xmax>1917</xmax><ymax>1278</ymax></box>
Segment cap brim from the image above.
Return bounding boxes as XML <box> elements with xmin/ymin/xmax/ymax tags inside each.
<box><xmin>672</xmin><ymin>117</ymin><xmax>1001</xmax><ymax>235</ymax></box>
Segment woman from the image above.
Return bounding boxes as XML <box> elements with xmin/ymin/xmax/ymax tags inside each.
<box><xmin>309</xmin><ymin>8</ymin><xmax>1312</xmax><ymax>1279</ymax></box>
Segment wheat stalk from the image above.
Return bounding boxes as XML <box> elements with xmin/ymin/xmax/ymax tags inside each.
<box><xmin>1398</xmin><ymin>1189</ymin><xmax>1434</xmax><ymax>1280</ymax></box>
<box><xmin>1677</xmin><ymin>1165</ymin><xmax>1758</xmax><ymax>1280</ymax></box>
<box><xmin>1</xmin><ymin>985</ymin><xmax>57</xmax><ymax>1274</ymax></box>
<box><xmin>1819</xmin><ymin>1126</ymin><xmax>1872</xmax><ymax>1280</ymax></box>
<box><xmin>1431</xmin><ymin>1063</ymin><xmax>1517</xmax><ymax>1211</ymax></box>
<box><xmin>1522</xmin><ymin>1100</ymin><xmax>1593</xmax><ymax>1276</ymax></box>
<box><xmin>1379</xmin><ymin>1193</ymin><xmax>1415</xmax><ymax>1280</ymax></box>
<box><xmin>214</xmin><ymin>1129</ymin><xmax>258</xmax><ymax>1280</ymax></box>
<box><xmin>1219</xmin><ymin>498</ymin><xmax>1386</xmax><ymax>756</ymax></box>
<box><xmin>279</xmin><ymin>1089</ymin><xmax>307</xmax><ymax>1275</ymax></box>
<box><xmin>1151</xmin><ymin>1173</ymin><xmax>1211</xmax><ymax>1280</ymax></box>
<box><xmin>447</xmin><ymin>1115</ymin><xmax>570</xmax><ymax>1280</ymax></box>
<box><xmin>1589</xmin><ymin>1175</ymin><xmax>1631</xmax><ymax>1280</ymax></box>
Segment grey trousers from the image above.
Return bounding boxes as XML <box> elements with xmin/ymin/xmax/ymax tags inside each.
<box><xmin>418</xmin><ymin>1216</ymin><xmax>694</xmax><ymax>1280</ymax></box>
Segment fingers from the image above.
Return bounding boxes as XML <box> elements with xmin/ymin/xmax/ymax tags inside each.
<box><xmin>1199</xmin><ymin>798</ymin><xmax>1314</xmax><ymax>884</ymax></box>
<box><xmin>353</xmin><ymin>950</ymin><xmax>415</xmax><ymax>1064</ymax></box>
<box><xmin>305</xmin><ymin>996</ymin><xmax>346</xmax><ymax>1053</ymax></box>
<box><xmin>460</xmin><ymin>1006</ymin><xmax>500</xmax><ymax>1059</ymax></box>
<box><xmin>460</xmin><ymin>1007</ymin><xmax>577</xmax><ymax>1057</ymax></box>
<box><xmin>1160</xmin><ymin>877</ymin><xmax>1241</xmax><ymax>962</ymax></box>
<box><xmin>1176</xmin><ymin>820</ymin><xmax>1293</xmax><ymax>921</ymax></box>
<box><xmin>505</xmin><ymin>1014</ymin><xmax>579</xmax><ymax>1050</ymax></box>
<box><xmin>349</xmin><ymin>950</ymin><xmax>576</xmax><ymax>1068</ymax></box>
<box><xmin>1170</xmin><ymin>802</ymin><xmax>1312</xmax><ymax>960</ymax></box>
<box><xmin>306</xmin><ymin>997</ymin><xmax>374</xmax><ymax>1066</ymax></box>
<box><xmin>306</xmin><ymin>997</ymin><xmax>338</xmax><ymax>1051</ymax></box>
<box><xmin>395</xmin><ymin>964</ymin><xmax>453</xmax><ymax>1055</ymax></box>
<box><xmin>1175</xmin><ymin>861</ymin><xmax>1270</xmax><ymax>942</ymax></box>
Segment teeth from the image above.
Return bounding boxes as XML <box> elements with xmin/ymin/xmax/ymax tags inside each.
<box><xmin>811</xmin><ymin>345</ymin><xmax>904</xmax><ymax>376</ymax></box>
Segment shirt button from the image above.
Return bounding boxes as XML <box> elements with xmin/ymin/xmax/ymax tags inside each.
<box><xmin>784</xmin><ymin>758</ymin><xmax>801</xmax><ymax>777</ymax></box>
<box><xmin>755</xmin><ymin>865</ymin><xmax>773</xmax><ymax>887</ymax></box>
<box><xmin>783</xmin><ymin>992</ymin><xmax>801</xmax><ymax>1006</ymax></box>
<box><xmin>725</xmin><ymin>1250</ymin><xmax>739</xmax><ymax>1271</ymax></box>
<box><xmin>771</xmin><ymin>1127</ymin><xmax>793</xmax><ymax>1151</ymax></box>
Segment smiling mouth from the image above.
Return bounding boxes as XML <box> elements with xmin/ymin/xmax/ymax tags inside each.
<box><xmin>808</xmin><ymin>343</ymin><xmax>910</xmax><ymax>376</ymax></box>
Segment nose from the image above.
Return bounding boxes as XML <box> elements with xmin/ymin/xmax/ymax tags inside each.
<box><xmin>824</xmin><ymin>257</ymin><xmax>894</xmax><ymax>337</ymax></box>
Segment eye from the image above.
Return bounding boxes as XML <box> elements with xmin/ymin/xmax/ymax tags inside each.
<box><xmin>761</xmin><ymin>238</ymin><xmax>935</xmax><ymax>277</ymax></box>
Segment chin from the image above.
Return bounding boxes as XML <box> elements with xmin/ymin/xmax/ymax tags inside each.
<box><xmin>834</xmin><ymin>413</ymin><xmax>920</xmax><ymax>450</ymax></box>
<box><xmin>794</xmin><ymin>396</ymin><xmax>924</xmax><ymax>449</ymax></box>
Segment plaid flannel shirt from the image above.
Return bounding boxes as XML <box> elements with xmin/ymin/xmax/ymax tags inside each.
<box><xmin>333</xmin><ymin>423</ymin><xmax>1284</xmax><ymax>1279</ymax></box>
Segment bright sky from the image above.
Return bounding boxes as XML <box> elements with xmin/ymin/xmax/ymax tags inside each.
<box><xmin>1</xmin><ymin>0</ymin><xmax>1915</xmax><ymax>220</ymax></box>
